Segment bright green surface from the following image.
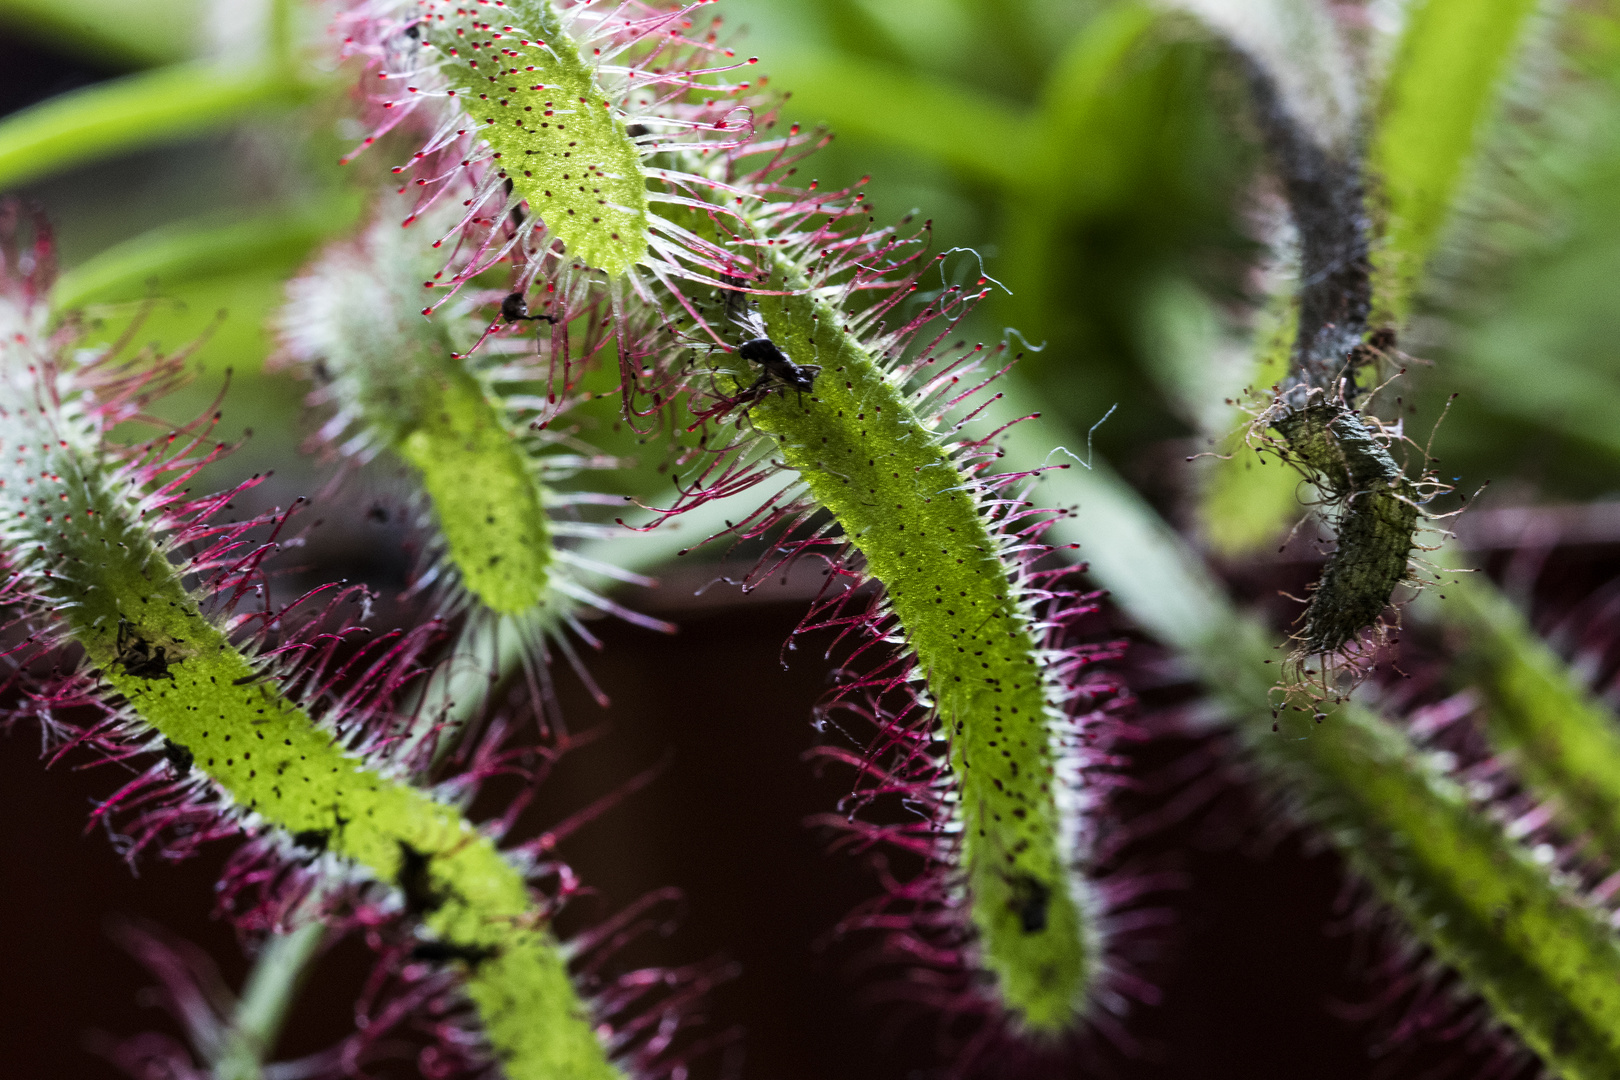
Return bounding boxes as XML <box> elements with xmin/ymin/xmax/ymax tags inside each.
<box><xmin>399</xmin><ymin>367</ymin><xmax>554</xmax><ymax>615</ymax></box>
<box><xmin>420</xmin><ymin>0</ymin><xmax>647</xmax><ymax>275</ymax></box>
<box><xmin>702</xmin><ymin>237</ymin><xmax>1097</xmax><ymax>1031</ymax></box>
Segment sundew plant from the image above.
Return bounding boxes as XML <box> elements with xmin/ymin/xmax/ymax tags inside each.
<box><xmin>10</xmin><ymin>0</ymin><xmax>1620</xmax><ymax>1077</ymax></box>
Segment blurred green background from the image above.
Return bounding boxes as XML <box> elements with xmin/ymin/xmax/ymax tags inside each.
<box><xmin>8</xmin><ymin>0</ymin><xmax>1620</xmax><ymax>537</ymax></box>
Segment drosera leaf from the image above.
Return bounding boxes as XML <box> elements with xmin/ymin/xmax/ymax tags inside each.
<box><xmin>277</xmin><ymin>199</ymin><xmax>556</xmax><ymax>619</ymax></box>
<box><xmin>650</xmin><ymin>185</ymin><xmax>1115</xmax><ymax>1033</ymax></box>
<box><xmin>413</xmin><ymin>0</ymin><xmax>649</xmax><ymax>276</ymax></box>
<box><xmin>1370</xmin><ymin>0</ymin><xmax>1545</xmax><ymax>322</ymax></box>
<box><xmin>989</xmin><ymin>379</ymin><xmax>1620</xmax><ymax>1079</ymax></box>
<box><xmin>0</xmin><ymin>257</ymin><xmax>625</xmax><ymax>1080</ymax></box>
<box><xmin>1417</xmin><ymin>557</ymin><xmax>1620</xmax><ymax>870</ymax></box>
<box><xmin>743</xmin><ymin>276</ymin><xmax>1099</xmax><ymax>1032</ymax></box>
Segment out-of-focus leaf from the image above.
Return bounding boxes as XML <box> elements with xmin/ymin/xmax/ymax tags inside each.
<box><xmin>1371</xmin><ymin>0</ymin><xmax>1544</xmax><ymax>321</ymax></box>
<box><xmin>1199</xmin><ymin>294</ymin><xmax>1299</xmax><ymax>556</ymax></box>
<box><xmin>1420</xmin><ymin>560</ymin><xmax>1620</xmax><ymax>869</ymax></box>
<box><xmin>82</xmin><ymin>265</ymin><xmax>303</xmax><ymax>378</ymax></box>
<box><xmin>1026</xmin><ymin>1</ymin><xmax>1158</xmax><ymax>207</ymax></box>
<box><xmin>816</xmin><ymin>0</ymin><xmax>911</xmax><ymax>67</ymax></box>
<box><xmin>1163</xmin><ymin>0</ymin><xmax>1358</xmax><ymax>152</ymax></box>
<box><xmin>53</xmin><ymin>195</ymin><xmax>362</xmax><ymax>311</ymax></box>
<box><xmin>764</xmin><ymin>52</ymin><xmax>1033</xmax><ymax>187</ymax></box>
<box><xmin>0</xmin><ymin>60</ymin><xmax>315</xmax><ymax>191</ymax></box>
<box><xmin>0</xmin><ymin>0</ymin><xmax>200</xmax><ymax>69</ymax></box>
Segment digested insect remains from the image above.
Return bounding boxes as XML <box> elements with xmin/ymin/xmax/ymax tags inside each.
<box><xmin>1007</xmin><ymin>872</ymin><xmax>1053</xmax><ymax>934</ymax></box>
<box><xmin>161</xmin><ymin>738</ymin><xmax>193</xmax><ymax>774</ymax></box>
<box><xmin>411</xmin><ymin>940</ymin><xmax>499</xmax><ymax>968</ymax></box>
<box><xmin>397</xmin><ymin>841</ymin><xmax>446</xmax><ymax>915</ymax></box>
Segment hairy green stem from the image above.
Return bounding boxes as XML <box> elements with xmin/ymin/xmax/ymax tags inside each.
<box><xmin>0</xmin><ymin>369</ymin><xmax>618</xmax><ymax>1080</ymax></box>
<box><xmin>674</xmin><ymin>212</ymin><xmax>1100</xmax><ymax>1030</ymax></box>
<box><xmin>991</xmin><ymin>379</ymin><xmax>1620</xmax><ymax>1078</ymax></box>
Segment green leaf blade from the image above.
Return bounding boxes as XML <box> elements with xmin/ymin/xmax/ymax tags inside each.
<box><xmin>0</xmin><ymin>60</ymin><xmax>308</xmax><ymax>192</ymax></box>
<box><xmin>1372</xmin><ymin>0</ymin><xmax>1544</xmax><ymax>320</ymax></box>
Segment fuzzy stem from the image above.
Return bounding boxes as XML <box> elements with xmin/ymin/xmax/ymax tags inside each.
<box><xmin>1242</xmin><ymin>60</ymin><xmax>1371</xmax><ymax>400</ymax></box>
<box><xmin>0</xmin><ymin>369</ymin><xmax>619</xmax><ymax>1080</ymax></box>
<box><xmin>211</xmin><ymin>920</ymin><xmax>326</xmax><ymax>1080</ymax></box>
<box><xmin>671</xmin><ymin>215</ymin><xmax>1100</xmax><ymax>1030</ymax></box>
<box><xmin>990</xmin><ymin>379</ymin><xmax>1620</xmax><ymax>1077</ymax></box>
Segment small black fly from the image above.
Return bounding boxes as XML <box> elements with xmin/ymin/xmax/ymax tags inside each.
<box><xmin>739</xmin><ymin>336</ymin><xmax>818</xmax><ymax>398</ymax></box>
<box><xmin>716</xmin><ymin>274</ymin><xmax>819</xmax><ymax>403</ymax></box>
<box><xmin>501</xmin><ymin>291</ymin><xmax>557</xmax><ymax>326</ymax></box>
<box><xmin>115</xmin><ymin>619</ymin><xmax>174</xmax><ymax>682</ymax></box>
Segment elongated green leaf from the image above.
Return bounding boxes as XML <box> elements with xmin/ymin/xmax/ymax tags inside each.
<box><xmin>53</xmin><ymin>197</ymin><xmax>360</xmax><ymax>310</ymax></box>
<box><xmin>987</xmin><ymin>377</ymin><xmax>1620</xmax><ymax>1078</ymax></box>
<box><xmin>0</xmin><ymin>60</ymin><xmax>311</xmax><ymax>191</ymax></box>
<box><xmin>0</xmin><ymin>0</ymin><xmax>199</xmax><ymax>68</ymax></box>
<box><xmin>765</xmin><ymin>52</ymin><xmax>1034</xmax><ymax>187</ymax></box>
<box><xmin>1371</xmin><ymin>0</ymin><xmax>1544</xmax><ymax>320</ymax></box>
